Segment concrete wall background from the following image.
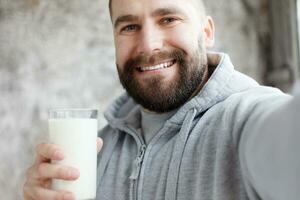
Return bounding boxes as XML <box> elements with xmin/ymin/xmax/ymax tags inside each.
<box><xmin>0</xmin><ymin>0</ymin><xmax>270</xmax><ymax>199</ymax></box>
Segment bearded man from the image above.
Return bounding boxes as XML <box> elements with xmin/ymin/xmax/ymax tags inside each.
<box><xmin>23</xmin><ymin>0</ymin><xmax>300</xmax><ymax>199</ymax></box>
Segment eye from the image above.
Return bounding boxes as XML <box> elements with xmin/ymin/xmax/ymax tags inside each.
<box><xmin>120</xmin><ymin>24</ymin><xmax>140</xmax><ymax>33</ymax></box>
<box><xmin>160</xmin><ymin>17</ymin><xmax>177</xmax><ymax>25</ymax></box>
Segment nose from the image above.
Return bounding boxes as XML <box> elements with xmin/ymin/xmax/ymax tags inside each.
<box><xmin>137</xmin><ymin>23</ymin><xmax>163</xmax><ymax>55</ymax></box>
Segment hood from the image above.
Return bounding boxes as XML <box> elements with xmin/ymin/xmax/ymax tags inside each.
<box><xmin>103</xmin><ymin>52</ymin><xmax>259</xmax><ymax>130</ymax></box>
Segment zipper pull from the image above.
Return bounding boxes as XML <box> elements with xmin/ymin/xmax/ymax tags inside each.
<box><xmin>130</xmin><ymin>145</ymin><xmax>147</xmax><ymax>180</ymax></box>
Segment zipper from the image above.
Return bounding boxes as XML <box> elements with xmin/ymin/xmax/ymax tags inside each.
<box><xmin>130</xmin><ymin>144</ymin><xmax>147</xmax><ymax>200</ymax></box>
<box><xmin>130</xmin><ymin>144</ymin><xmax>147</xmax><ymax>179</ymax></box>
<box><xmin>122</xmin><ymin>125</ymin><xmax>147</xmax><ymax>200</ymax></box>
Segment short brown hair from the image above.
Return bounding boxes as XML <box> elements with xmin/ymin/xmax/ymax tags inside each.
<box><xmin>108</xmin><ymin>0</ymin><xmax>206</xmax><ymax>20</ymax></box>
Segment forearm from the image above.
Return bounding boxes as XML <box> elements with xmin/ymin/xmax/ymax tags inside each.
<box><xmin>241</xmin><ymin>82</ymin><xmax>300</xmax><ymax>200</ymax></box>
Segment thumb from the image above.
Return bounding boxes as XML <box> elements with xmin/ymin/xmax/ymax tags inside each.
<box><xmin>96</xmin><ymin>137</ymin><xmax>103</xmax><ymax>154</ymax></box>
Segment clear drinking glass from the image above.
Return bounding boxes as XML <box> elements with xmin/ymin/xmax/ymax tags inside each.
<box><xmin>48</xmin><ymin>109</ymin><xmax>98</xmax><ymax>200</ymax></box>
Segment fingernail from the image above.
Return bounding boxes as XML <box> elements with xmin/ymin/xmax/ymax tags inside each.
<box><xmin>69</xmin><ymin>168</ymin><xmax>80</xmax><ymax>178</ymax></box>
<box><xmin>63</xmin><ymin>192</ymin><xmax>74</xmax><ymax>200</ymax></box>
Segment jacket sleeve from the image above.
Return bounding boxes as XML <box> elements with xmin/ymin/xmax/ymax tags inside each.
<box><xmin>239</xmin><ymin>82</ymin><xmax>300</xmax><ymax>200</ymax></box>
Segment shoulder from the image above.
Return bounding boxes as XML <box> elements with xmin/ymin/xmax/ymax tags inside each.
<box><xmin>203</xmin><ymin>86</ymin><xmax>291</xmax><ymax>146</ymax></box>
<box><xmin>98</xmin><ymin>124</ymin><xmax>117</xmax><ymax>142</ymax></box>
<box><xmin>222</xmin><ymin>86</ymin><xmax>291</xmax><ymax>115</ymax></box>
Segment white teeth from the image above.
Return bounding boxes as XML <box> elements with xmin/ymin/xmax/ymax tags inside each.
<box><xmin>139</xmin><ymin>61</ymin><xmax>174</xmax><ymax>72</ymax></box>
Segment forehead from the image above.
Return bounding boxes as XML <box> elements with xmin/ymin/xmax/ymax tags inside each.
<box><xmin>111</xmin><ymin>0</ymin><xmax>199</xmax><ymax>21</ymax></box>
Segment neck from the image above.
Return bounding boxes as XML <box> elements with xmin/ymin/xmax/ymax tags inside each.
<box><xmin>188</xmin><ymin>64</ymin><xmax>209</xmax><ymax>100</ymax></box>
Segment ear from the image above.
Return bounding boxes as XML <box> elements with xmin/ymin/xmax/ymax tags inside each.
<box><xmin>203</xmin><ymin>16</ymin><xmax>215</xmax><ymax>48</ymax></box>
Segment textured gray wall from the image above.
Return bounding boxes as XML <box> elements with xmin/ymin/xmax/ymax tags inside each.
<box><xmin>0</xmin><ymin>0</ymin><xmax>270</xmax><ymax>199</ymax></box>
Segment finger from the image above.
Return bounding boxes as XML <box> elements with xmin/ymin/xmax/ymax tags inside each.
<box><xmin>26</xmin><ymin>165</ymin><xmax>39</xmax><ymax>183</ymax></box>
<box><xmin>23</xmin><ymin>181</ymin><xmax>35</xmax><ymax>200</ymax></box>
<box><xmin>35</xmin><ymin>143</ymin><xmax>65</xmax><ymax>163</ymax></box>
<box><xmin>25</xmin><ymin>185</ymin><xmax>75</xmax><ymax>200</ymax></box>
<box><xmin>97</xmin><ymin>137</ymin><xmax>103</xmax><ymax>154</ymax></box>
<box><xmin>34</xmin><ymin>163</ymin><xmax>80</xmax><ymax>180</ymax></box>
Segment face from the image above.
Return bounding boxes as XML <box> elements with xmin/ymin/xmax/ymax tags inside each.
<box><xmin>111</xmin><ymin>0</ymin><xmax>214</xmax><ymax>113</ymax></box>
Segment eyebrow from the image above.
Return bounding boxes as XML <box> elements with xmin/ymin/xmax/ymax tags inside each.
<box><xmin>114</xmin><ymin>7</ymin><xmax>187</xmax><ymax>29</ymax></box>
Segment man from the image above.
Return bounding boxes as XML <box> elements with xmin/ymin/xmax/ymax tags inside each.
<box><xmin>23</xmin><ymin>0</ymin><xmax>300</xmax><ymax>199</ymax></box>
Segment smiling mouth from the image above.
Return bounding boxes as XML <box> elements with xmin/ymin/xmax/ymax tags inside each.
<box><xmin>137</xmin><ymin>59</ymin><xmax>176</xmax><ymax>72</ymax></box>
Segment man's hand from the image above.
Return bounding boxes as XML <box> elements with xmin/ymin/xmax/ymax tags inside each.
<box><xmin>23</xmin><ymin>137</ymin><xmax>103</xmax><ymax>200</ymax></box>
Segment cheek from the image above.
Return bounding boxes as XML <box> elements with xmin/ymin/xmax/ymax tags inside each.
<box><xmin>115</xmin><ymin>37</ymin><xmax>136</xmax><ymax>66</ymax></box>
<box><xmin>166</xmin><ymin>27</ymin><xmax>200</xmax><ymax>55</ymax></box>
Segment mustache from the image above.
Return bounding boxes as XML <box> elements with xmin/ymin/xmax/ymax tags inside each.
<box><xmin>123</xmin><ymin>49</ymin><xmax>186</xmax><ymax>72</ymax></box>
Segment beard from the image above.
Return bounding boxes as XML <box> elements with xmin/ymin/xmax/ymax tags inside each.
<box><xmin>117</xmin><ymin>42</ymin><xmax>207</xmax><ymax>113</ymax></box>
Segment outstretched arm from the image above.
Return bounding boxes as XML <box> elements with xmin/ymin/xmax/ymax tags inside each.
<box><xmin>241</xmin><ymin>82</ymin><xmax>300</xmax><ymax>200</ymax></box>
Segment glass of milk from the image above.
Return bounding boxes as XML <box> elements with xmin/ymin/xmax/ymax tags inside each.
<box><xmin>48</xmin><ymin>109</ymin><xmax>98</xmax><ymax>200</ymax></box>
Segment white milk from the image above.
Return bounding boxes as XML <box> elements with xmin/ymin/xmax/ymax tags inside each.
<box><xmin>49</xmin><ymin>118</ymin><xmax>97</xmax><ymax>200</ymax></box>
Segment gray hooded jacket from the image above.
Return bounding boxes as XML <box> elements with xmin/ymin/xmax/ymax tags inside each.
<box><xmin>96</xmin><ymin>53</ymin><xmax>292</xmax><ymax>200</ymax></box>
